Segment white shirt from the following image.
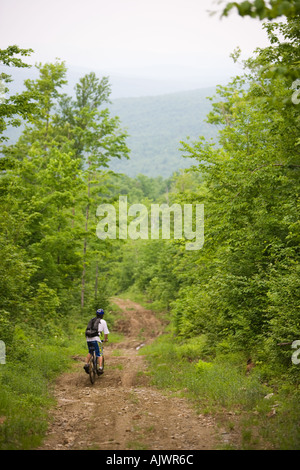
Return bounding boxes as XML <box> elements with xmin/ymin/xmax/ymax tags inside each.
<box><xmin>87</xmin><ymin>318</ymin><xmax>109</xmax><ymax>342</ymax></box>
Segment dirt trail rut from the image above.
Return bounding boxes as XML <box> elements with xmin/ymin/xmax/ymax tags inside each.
<box><xmin>38</xmin><ymin>298</ymin><xmax>219</xmax><ymax>450</ymax></box>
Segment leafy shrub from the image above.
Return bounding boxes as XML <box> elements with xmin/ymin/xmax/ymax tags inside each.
<box><xmin>195</xmin><ymin>359</ymin><xmax>213</xmax><ymax>373</ymax></box>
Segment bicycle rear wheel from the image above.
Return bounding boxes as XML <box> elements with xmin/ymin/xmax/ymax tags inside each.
<box><xmin>89</xmin><ymin>353</ymin><xmax>96</xmax><ymax>384</ymax></box>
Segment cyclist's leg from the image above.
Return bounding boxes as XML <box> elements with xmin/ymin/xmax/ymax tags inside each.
<box><xmin>91</xmin><ymin>341</ymin><xmax>101</xmax><ymax>370</ymax></box>
<box><xmin>84</xmin><ymin>341</ymin><xmax>94</xmax><ymax>373</ymax></box>
<box><xmin>98</xmin><ymin>341</ymin><xmax>104</xmax><ymax>372</ymax></box>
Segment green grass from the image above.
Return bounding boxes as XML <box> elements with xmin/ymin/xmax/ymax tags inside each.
<box><xmin>140</xmin><ymin>330</ymin><xmax>300</xmax><ymax>450</ymax></box>
<box><xmin>126</xmin><ymin>440</ymin><xmax>149</xmax><ymax>450</ymax></box>
<box><xmin>0</xmin><ymin>341</ymin><xmax>71</xmax><ymax>449</ymax></box>
<box><xmin>115</xmin><ymin>288</ymin><xmax>170</xmax><ymax>319</ymax></box>
<box><xmin>141</xmin><ymin>333</ymin><xmax>267</xmax><ymax>409</ymax></box>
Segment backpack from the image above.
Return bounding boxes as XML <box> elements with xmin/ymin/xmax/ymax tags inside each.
<box><xmin>85</xmin><ymin>317</ymin><xmax>101</xmax><ymax>338</ymax></box>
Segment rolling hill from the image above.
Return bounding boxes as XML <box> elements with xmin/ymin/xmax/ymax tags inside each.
<box><xmin>2</xmin><ymin>65</ymin><xmax>218</xmax><ymax>177</ymax></box>
<box><xmin>108</xmin><ymin>87</ymin><xmax>217</xmax><ymax>177</ymax></box>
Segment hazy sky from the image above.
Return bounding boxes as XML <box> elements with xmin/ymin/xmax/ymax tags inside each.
<box><xmin>0</xmin><ymin>0</ymin><xmax>271</xmax><ymax>85</ymax></box>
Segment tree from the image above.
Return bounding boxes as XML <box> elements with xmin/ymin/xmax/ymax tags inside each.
<box><xmin>0</xmin><ymin>45</ymin><xmax>35</xmax><ymax>142</ymax></box>
<box><xmin>0</xmin><ymin>46</ymin><xmax>39</xmax><ymax>343</ymax></box>
<box><xmin>1</xmin><ymin>62</ymin><xmax>85</xmax><ymax>302</ymax></box>
<box><xmin>58</xmin><ymin>72</ymin><xmax>130</xmax><ymax>307</ymax></box>
<box><xmin>172</xmin><ymin>17</ymin><xmax>300</xmax><ymax>359</ymax></box>
<box><xmin>222</xmin><ymin>0</ymin><xmax>300</xmax><ymax>20</ymax></box>
<box><xmin>1</xmin><ymin>58</ymin><xmax>132</xmax><ymax>329</ymax></box>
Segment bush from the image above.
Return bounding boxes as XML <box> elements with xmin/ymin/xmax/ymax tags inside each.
<box><xmin>195</xmin><ymin>360</ymin><xmax>213</xmax><ymax>373</ymax></box>
<box><xmin>176</xmin><ymin>335</ymin><xmax>208</xmax><ymax>362</ymax></box>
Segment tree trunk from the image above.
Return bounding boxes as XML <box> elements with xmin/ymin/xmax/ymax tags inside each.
<box><xmin>81</xmin><ymin>166</ymin><xmax>91</xmax><ymax>308</ymax></box>
<box><xmin>95</xmin><ymin>262</ymin><xmax>99</xmax><ymax>299</ymax></box>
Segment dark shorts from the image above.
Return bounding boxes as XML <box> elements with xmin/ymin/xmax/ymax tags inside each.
<box><xmin>87</xmin><ymin>341</ymin><xmax>103</xmax><ymax>358</ymax></box>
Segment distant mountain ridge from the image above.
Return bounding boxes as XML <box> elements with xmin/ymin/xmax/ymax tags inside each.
<box><xmin>108</xmin><ymin>87</ymin><xmax>217</xmax><ymax>177</ymax></box>
<box><xmin>2</xmin><ymin>65</ymin><xmax>218</xmax><ymax>177</ymax></box>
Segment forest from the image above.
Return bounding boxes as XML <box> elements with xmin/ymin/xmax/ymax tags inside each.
<box><xmin>108</xmin><ymin>88</ymin><xmax>218</xmax><ymax>177</ymax></box>
<box><xmin>0</xmin><ymin>5</ymin><xmax>299</xmax><ymax>450</ymax></box>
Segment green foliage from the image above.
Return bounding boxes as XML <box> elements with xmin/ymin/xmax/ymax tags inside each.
<box><xmin>195</xmin><ymin>360</ymin><xmax>213</xmax><ymax>373</ymax></box>
<box><xmin>169</xmin><ymin>18</ymin><xmax>300</xmax><ymax>370</ymax></box>
<box><xmin>142</xmin><ymin>332</ymin><xmax>268</xmax><ymax>410</ymax></box>
<box><xmin>113</xmin><ymin>18</ymin><xmax>300</xmax><ymax>403</ymax></box>
<box><xmin>222</xmin><ymin>0</ymin><xmax>300</xmax><ymax>20</ymax></box>
<box><xmin>0</xmin><ymin>46</ymin><xmax>35</xmax><ymax>142</ymax></box>
<box><xmin>108</xmin><ymin>88</ymin><xmax>217</xmax><ymax>177</ymax></box>
<box><xmin>0</xmin><ymin>339</ymin><xmax>70</xmax><ymax>449</ymax></box>
<box><xmin>142</xmin><ymin>332</ymin><xmax>300</xmax><ymax>448</ymax></box>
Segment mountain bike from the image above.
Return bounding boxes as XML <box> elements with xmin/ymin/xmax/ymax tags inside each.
<box><xmin>88</xmin><ymin>341</ymin><xmax>105</xmax><ymax>385</ymax></box>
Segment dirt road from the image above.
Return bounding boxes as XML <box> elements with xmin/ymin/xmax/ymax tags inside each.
<box><xmin>38</xmin><ymin>298</ymin><xmax>219</xmax><ymax>450</ymax></box>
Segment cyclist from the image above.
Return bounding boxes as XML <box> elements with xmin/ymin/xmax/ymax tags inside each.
<box><xmin>83</xmin><ymin>308</ymin><xmax>109</xmax><ymax>375</ymax></box>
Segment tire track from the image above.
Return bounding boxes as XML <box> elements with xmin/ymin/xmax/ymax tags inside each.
<box><xmin>38</xmin><ymin>298</ymin><xmax>218</xmax><ymax>450</ymax></box>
